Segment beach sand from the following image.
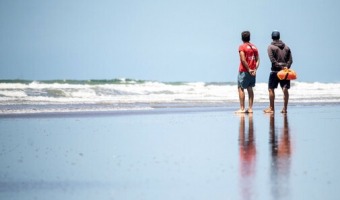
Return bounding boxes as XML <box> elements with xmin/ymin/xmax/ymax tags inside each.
<box><xmin>1</xmin><ymin>104</ymin><xmax>340</xmax><ymax>200</ymax></box>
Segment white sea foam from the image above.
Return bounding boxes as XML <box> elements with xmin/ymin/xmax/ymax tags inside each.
<box><xmin>0</xmin><ymin>80</ymin><xmax>339</xmax><ymax>114</ymax></box>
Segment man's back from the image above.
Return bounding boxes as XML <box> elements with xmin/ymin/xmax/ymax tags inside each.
<box><xmin>239</xmin><ymin>42</ymin><xmax>259</xmax><ymax>72</ymax></box>
<box><xmin>268</xmin><ymin>40</ymin><xmax>292</xmax><ymax>71</ymax></box>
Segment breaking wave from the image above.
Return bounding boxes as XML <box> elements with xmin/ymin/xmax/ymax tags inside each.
<box><xmin>0</xmin><ymin>79</ymin><xmax>339</xmax><ymax>114</ymax></box>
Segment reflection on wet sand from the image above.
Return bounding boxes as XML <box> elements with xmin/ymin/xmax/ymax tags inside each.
<box><xmin>238</xmin><ymin>114</ymin><xmax>292</xmax><ymax>200</ymax></box>
<box><xmin>238</xmin><ymin>114</ymin><xmax>256</xmax><ymax>200</ymax></box>
<box><xmin>269</xmin><ymin>114</ymin><xmax>292</xmax><ymax>200</ymax></box>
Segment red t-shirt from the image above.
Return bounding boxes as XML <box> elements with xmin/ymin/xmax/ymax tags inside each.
<box><xmin>238</xmin><ymin>42</ymin><xmax>259</xmax><ymax>72</ymax></box>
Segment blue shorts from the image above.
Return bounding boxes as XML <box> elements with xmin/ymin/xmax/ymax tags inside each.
<box><xmin>268</xmin><ymin>71</ymin><xmax>290</xmax><ymax>89</ymax></box>
<box><xmin>238</xmin><ymin>72</ymin><xmax>255</xmax><ymax>89</ymax></box>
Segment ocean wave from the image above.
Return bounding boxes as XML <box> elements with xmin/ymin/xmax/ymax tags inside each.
<box><xmin>0</xmin><ymin>78</ymin><xmax>147</xmax><ymax>85</ymax></box>
<box><xmin>1</xmin><ymin>79</ymin><xmax>340</xmax><ymax>114</ymax></box>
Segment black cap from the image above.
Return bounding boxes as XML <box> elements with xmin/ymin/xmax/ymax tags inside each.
<box><xmin>272</xmin><ymin>31</ymin><xmax>280</xmax><ymax>40</ymax></box>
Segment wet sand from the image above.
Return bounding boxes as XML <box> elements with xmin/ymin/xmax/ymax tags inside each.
<box><xmin>1</xmin><ymin>104</ymin><xmax>340</xmax><ymax>200</ymax></box>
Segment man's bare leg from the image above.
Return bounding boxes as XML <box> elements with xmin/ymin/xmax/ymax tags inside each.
<box><xmin>264</xmin><ymin>89</ymin><xmax>275</xmax><ymax>113</ymax></box>
<box><xmin>247</xmin><ymin>87</ymin><xmax>254</xmax><ymax>113</ymax></box>
<box><xmin>281</xmin><ymin>88</ymin><xmax>289</xmax><ymax>113</ymax></box>
<box><xmin>236</xmin><ymin>87</ymin><xmax>246</xmax><ymax>113</ymax></box>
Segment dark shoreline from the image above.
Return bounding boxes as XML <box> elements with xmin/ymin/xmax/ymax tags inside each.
<box><xmin>1</xmin><ymin>102</ymin><xmax>340</xmax><ymax>118</ymax></box>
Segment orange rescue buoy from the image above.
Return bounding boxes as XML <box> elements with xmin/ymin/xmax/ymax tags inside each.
<box><xmin>277</xmin><ymin>68</ymin><xmax>297</xmax><ymax>80</ymax></box>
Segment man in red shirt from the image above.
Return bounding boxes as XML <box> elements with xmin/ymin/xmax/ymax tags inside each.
<box><xmin>236</xmin><ymin>31</ymin><xmax>260</xmax><ymax>113</ymax></box>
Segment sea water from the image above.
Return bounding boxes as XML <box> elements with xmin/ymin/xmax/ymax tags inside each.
<box><xmin>1</xmin><ymin>79</ymin><xmax>340</xmax><ymax>114</ymax></box>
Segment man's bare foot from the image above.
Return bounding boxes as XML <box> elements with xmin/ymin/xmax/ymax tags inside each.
<box><xmin>263</xmin><ymin>108</ymin><xmax>274</xmax><ymax>113</ymax></box>
<box><xmin>247</xmin><ymin>109</ymin><xmax>253</xmax><ymax>113</ymax></box>
<box><xmin>235</xmin><ymin>109</ymin><xmax>247</xmax><ymax>113</ymax></box>
<box><xmin>281</xmin><ymin>109</ymin><xmax>287</xmax><ymax>113</ymax></box>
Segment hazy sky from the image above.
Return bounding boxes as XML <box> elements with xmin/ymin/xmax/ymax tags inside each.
<box><xmin>0</xmin><ymin>0</ymin><xmax>339</xmax><ymax>82</ymax></box>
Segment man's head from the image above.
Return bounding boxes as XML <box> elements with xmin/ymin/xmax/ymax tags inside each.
<box><xmin>241</xmin><ymin>31</ymin><xmax>250</xmax><ymax>42</ymax></box>
<box><xmin>272</xmin><ymin>30</ymin><xmax>280</xmax><ymax>40</ymax></box>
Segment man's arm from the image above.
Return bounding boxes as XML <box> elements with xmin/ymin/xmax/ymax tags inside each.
<box><xmin>267</xmin><ymin>46</ymin><xmax>278</xmax><ymax>66</ymax></box>
<box><xmin>239</xmin><ymin>51</ymin><xmax>250</xmax><ymax>71</ymax></box>
<box><xmin>255</xmin><ymin>52</ymin><xmax>260</xmax><ymax>70</ymax></box>
<box><xmin>286</xmin><ymin>49</ymin><xmax>293</xmax><ymax>68</ymax></box>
